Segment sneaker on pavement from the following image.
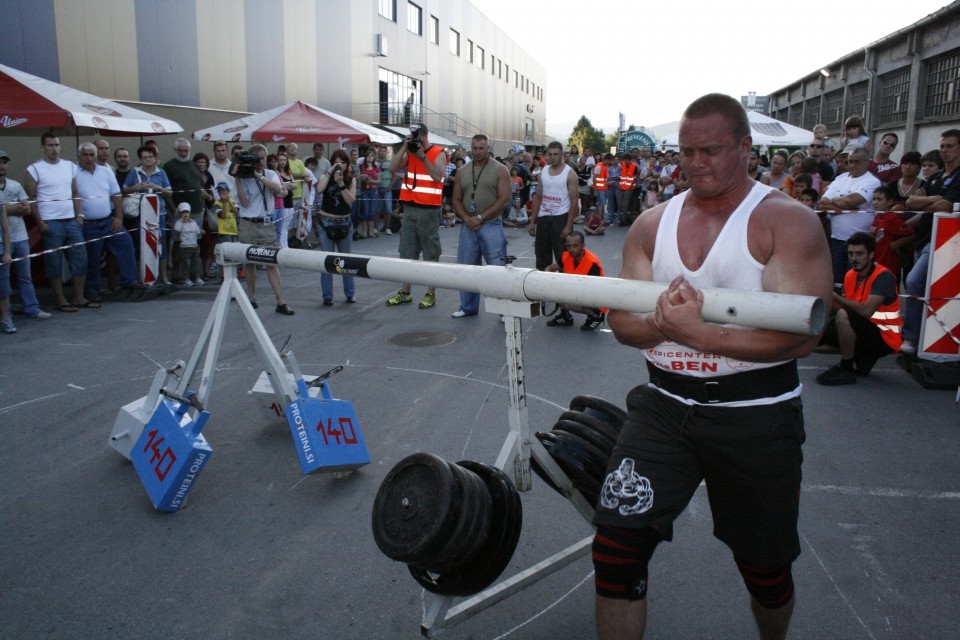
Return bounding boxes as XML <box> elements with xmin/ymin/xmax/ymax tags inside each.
<box><xmin>195</xmin><ymin>278</ymin><xmax>205</xmax><ymax>286</ymax></box>
<box><xmin>419</xmin><ymin>291</ymin><xmax>436</xmax><ymax>309</ymax></box>
<box><xmin>546</xmin><ymin>311</ymin><xmax>574</xmax><ymax>327</ymax></box>
<box><xmin>1</xmin><ymin>319</ymin><xmax>16</xmax><ymax>334</ymax></box>
<box><xmin>385</xmin><ymin>228</ymin><xmax>393</xmax><ymax>235</ymax></box>
<box><xmin>451</xmin><ymin>309</ymin><xmax>475</xmax><ymax>318</ymax></box>
<box><xmin>899</xmin><ymin>340</ymin><xmax>917</xmax><ymax>355</ymax></box>
<box><xmin>816</xmin><ymin>364</ymin><xmax>857</xmax><ymax>386</ymax></box>
<box><xmin>581</xmin><ymin>312</ymin><xmax>605</xmax><ymax>331</ymax></box>
<box><xmin>30</xmin><ymin>311</ymin><xmax>53</xmax><ymax>320</ymax></box>
<box><xmin>387</xmin><ymin>290</ymin><xmax>413</xmax><ymax>306</ymax></box>
<box><xmin>183</xmin><ymin>279</ymin><xmax>194</xmax><ymax>287</ymax></box>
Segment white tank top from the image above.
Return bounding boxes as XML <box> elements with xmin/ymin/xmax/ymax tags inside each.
<box><xmin>538</xmin><ymin>164</ymin><xmax>571</xmax><ymax>216</ymax></box>
<box><xmin>644</xmin><ymin>182</ymin><xmax>796</xmax><ymax>386</ymax></box>
<box><xmin>27</xmin><ymin>160</ymin><xmax>77</xmax><ymax>220</ymax></box>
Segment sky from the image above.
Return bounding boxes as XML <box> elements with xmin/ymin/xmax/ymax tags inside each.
<box><xmin>469</xmin><ymin>0</ymin><xmax>954</xmax><ymax>137</ymax></box>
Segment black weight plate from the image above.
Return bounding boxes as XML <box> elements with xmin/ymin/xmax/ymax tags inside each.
<box><xmin>530</xmin><ymin>432</ymin><xmax>565</xmax><ymax>497</ymax></box>
<box><xmin>569</xmin><ymin>395</ymin><xmax>628</xmax><ymax>432</ymax></box>
<box><xmin>418</xmin><ymin>461</ymin><xmax>492</xmax><ymax>574</ymax></box>
<box><xmin>409</xmin><ymin>461</ymin><xmax>522</xmax><ymax>597</ymax></box>
<box><xmin>539</xmin><ymin>432</ymin><xmax>604</xmax><ymax>505</ymax></box>
<box><xmin>543</xmin><ymin>431</ymin><xmax>609</xmax><ymax>482</ymax></box>
<box><xmin>371</xmin><ymin>452</ymin><xmax>458</xmax><ymax>563</ymax></box>
<box><xmin>450</xmin><ymin>463</ymin><xmax>494</xmax><ymax>565</ymax></box>
<box><xmin>553</xmin><ymin>417</ymin><xmax>616</xmax><ymax>457</ymax></box>
<box><xmin>557</xmin><ymin>410</ymin><xmax>620</xmax><ymax>447</ymax></box>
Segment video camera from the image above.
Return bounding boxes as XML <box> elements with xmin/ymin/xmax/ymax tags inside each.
<box><xmin>229</xmin><ymin>152</ymin><xmax>261</xmax><ymax>179</ymax></box>
<box><xmin>407</xmin><ymin>125</ymin><xmax>423</xmax><ymax>154</ymax></box>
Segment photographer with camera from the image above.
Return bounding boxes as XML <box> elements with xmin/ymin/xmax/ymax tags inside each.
<box><xmin>314</xmin><ymin>149</ymin><xmax>358</xmax><ymax>306</ymax></box>
<box><xmin>386</xmin><ymin>123</ymin><xmax>447</xmax><ymax>309</ymax></box>
<box><xmin>231</xmin><ymin>143</ymin><xmax>295</xmax><ymax>315</ymax></box>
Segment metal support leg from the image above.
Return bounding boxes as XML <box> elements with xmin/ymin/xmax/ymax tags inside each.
<box><xmin>420</xmin><ymin>298</ymin><xmax>596</xmax><ymax>637</ymax></box>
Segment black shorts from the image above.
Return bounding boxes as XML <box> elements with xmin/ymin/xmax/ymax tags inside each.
<box><xmin>593</xmin><ymin>385</ymin><xmax>806</xmax><ymax>567</ymax></box>
<box><xmin>848</xmin><ymin>310</ymin><xmax>895</xmax><ymax>361</ymax></box>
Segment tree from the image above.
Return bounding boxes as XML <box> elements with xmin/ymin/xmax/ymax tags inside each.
<box><xmin>568</xmin><ymin>116</ymin><xmax>607</xmax><ymax>154</ymax></box>
<box><xmin>605</xmin><ymin>131</ymin><xmax>620</xmax><ymax>152</ymax></box>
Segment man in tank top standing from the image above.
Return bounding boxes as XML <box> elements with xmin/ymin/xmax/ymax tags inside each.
<box><xmin>591</xmin><ymin>94</ymin><xmax>832</xmax><ymax>640</ymax></box>
<box><xmin>528</xmin><ymin>141</ymin><xmax>578</xmax><ymax>271</ymax></box>
<box><xmin>450</xmin><ymin>134</ymin><xmax>510</xmax><ymax>318</ymax></box>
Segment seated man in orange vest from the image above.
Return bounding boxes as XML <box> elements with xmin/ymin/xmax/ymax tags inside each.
<box><xmin>544</xmin><ymin>230</ymin><xmax>607</xmax><ymax>331</ymax></box>
<box><xmin>817</xmin><ymin>231</ymin><xmax>903</xmax><ymax>385</ymax></box>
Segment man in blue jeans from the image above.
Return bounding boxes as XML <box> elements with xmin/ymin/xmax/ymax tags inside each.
<box><xmin>902</xmin><ymin>129</ymin><xmax>960</xmax><ymax>353</ymax></box>
<box><xmin>451</xmin><ymin>134</ymin><xmax>510</xmax><ymax>318</ymax></box>
<box><xmin>0</xmin><ymin>149</ymin><xmax>51</xmax><ymax>332</ymax></box>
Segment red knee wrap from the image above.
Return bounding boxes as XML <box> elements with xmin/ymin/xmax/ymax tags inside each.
<box><xmin>735</xmin><ymin>558</ymin><xmax>794</xmax><ymax>609</ymax></box>
<box><xmin>592</xmin><ymin>526</ymin><xmax>661</xmax><ymax>601</ymax></box>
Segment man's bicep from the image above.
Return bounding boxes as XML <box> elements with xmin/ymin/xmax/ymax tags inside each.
<box><xmin>762</xmin><ymin>215</ymin><xmax>833</xmax><ymax>301</ymax></box>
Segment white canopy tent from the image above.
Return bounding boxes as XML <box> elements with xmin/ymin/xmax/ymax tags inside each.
<box><xmin>659</xmin><ymin>111</ymin><xmax>814</xmax><ymax>149</ymax></box>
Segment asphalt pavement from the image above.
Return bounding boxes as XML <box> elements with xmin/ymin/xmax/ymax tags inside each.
<box><xmin>1</xmin><ymin>221</ymin><xmax>957</xmax><ymax>640</ymax></box>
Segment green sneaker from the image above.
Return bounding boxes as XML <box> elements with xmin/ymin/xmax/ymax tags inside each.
<box><xmin>419</xmin><ymin>291</ymin><xmax>436</xmax><ymax>309</ymax></box>
<box><xmin>386</xmin><ymin>290</ymin><xmax>413</xmax><ymax>306</ymax></box>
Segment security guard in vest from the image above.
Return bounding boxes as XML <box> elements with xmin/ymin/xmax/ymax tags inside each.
<box><xmin>387</xmin><ymin>123</ymin><xmax>448</xmax><ymax>309</ymax></box>
<box><xmin>816</xmin><ymin>231</ymin><xmax>903</xmax><ymax>385</ymax></box>
<box><xmin>544</xmin><ymin>230</ymin><xmax>607</xmax><ymax>331</ymax></box>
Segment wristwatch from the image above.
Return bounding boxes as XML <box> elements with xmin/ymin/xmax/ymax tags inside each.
<box><xmin>475</xmin><ymin>214</ymin><xmax>483</xmax><ymax>224</ymax></box>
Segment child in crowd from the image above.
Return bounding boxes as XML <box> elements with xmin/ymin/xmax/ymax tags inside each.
<box><xmin>505</xmin><ymin>200</ymin><xmax>529</xmax><ymax>228</ymax></box>
<box><xmin>799</xmin><ymin>187</ymin><xmax>829</xmax><ymax>240</ymax></box>
<box><xmin>583</xmin><ymin>209</ymin><xmax>604</xmax><ymax>235</ymax></box>
<box><xmin>800</xmin><ymin>157</ymin><xmax>821</xmax><ymax>193</ymax></box>
<box><xmin>643</xmin><ymin>178</ymin><xmax>659</xmax><ymax>209</ymax></box>
<box><xmin>792</xmin><ymin>173</ymin><xmax>814</xmax><ymax>199</ymax></box>
<box><xmin>174</xmin><ymin>202</ymin><xmax>204</xmax><ymax>286</ymax></box>
<box><xmin>870</xmin><ymin>184</ymin><xmax>914</xmax><ymax>282</ymax></box>
<box><xmin>214</xmin><ymin>183</ymin><xmax>238</xmax><ymax>244</ymax></box>
<box><xmin>659</xmin><ymin>175</ymin><xmax>674</xmax><ymax>201</ymax></box>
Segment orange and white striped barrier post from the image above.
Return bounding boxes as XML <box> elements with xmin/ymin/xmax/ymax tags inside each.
<box><xmin>918</xmin><ymin>212</ymin><xmax>960</xmax><ymax>362</ymax></box>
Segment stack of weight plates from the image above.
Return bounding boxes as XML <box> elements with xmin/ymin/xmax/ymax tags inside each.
<box><xmin>371</xmin><ymin>453</ymin><xmax>523</xmax><ymax>597</ymax></box>
<box><xmin>532</xmin><ymin>395</ymin><xmax>628</xmax><ymax>505</ymax></box>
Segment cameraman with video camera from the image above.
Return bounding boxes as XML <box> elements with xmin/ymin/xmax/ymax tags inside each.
<box><xmin>232</xmin><ymin>143</ymin><xmax>294</xmax><ymax>315</ymax></box>
<box><xmin>385</xmin><ymin>123</ymin><xmax>447</xmax><ymax>309</ymax></box>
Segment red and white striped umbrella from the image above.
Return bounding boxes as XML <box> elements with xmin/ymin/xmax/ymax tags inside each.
<box><xmin>193</xmin><ymin>101</ymin><xmax>400</xmax><ymax>145</ymax></box>
<box><xmin>0</xmin><ymin>62</ymin><xmax>182</xmax><ymax>135</ymax></box>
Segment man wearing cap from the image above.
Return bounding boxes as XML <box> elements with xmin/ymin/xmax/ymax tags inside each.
<box><xmin>75</xmin><ymin>142</ymin><xmax>140</xmax><ymax>301</ymax></box>
<box><xmin>0</xmin><ymin>149</ymin><xmax>51</xmax><ymax>330</ymax></box>
<box><xmin>213</xmin><ymin>182</ymin><xmax>238</xmax><ymax>246</ymax></box>
<box><xmin>24</xmin><ymin>132</ymin><xmax>92</xmax><ymax>312</ymax></box>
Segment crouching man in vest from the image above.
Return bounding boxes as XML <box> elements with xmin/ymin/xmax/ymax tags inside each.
<box><xmin>544</xmin><ymin>230</ymin><xmax>607</xmax><ymax>331</ymax></box>
<box><xmin>816</xmin><ymin>231</ymin><xmax>903</xmax><ymax>385</ymax></box>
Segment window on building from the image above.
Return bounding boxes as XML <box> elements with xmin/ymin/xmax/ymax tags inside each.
<box><xmin>925</xmin><ymin>52</ymin><xmax>960</xmax><ymax>118</ymax></box>
<box><xmin>490</xmin><ymin>54</ymin><xmax>495</xmax><ymax>75</ymax></box>
<box><xmin>823</xmin><ymin>89</ymin><xmax>844</xmax><ymax>128</ymax></box>
<box><xmin>845</xmin><ymin>81</ymin><xmax>868</xmax><ymax>120</ymax></box>
<box><xmin>429</xmin><ymin>15</ymin><xmax>439</xmax><ymax>44</ymax></box>
<box><xmin>514</xmin><ymin>70</ymin><xmax>518</xmax><ymax>88</ymax></box>
<box><xmin>468</xmin><ymin>39</ymin><xmax>474</xmax><ymax>64</ymax></box>
<box><xmin>476</xmin><ymin>46</ymin><xmax>484</xmax><ymax>69</ymax></box>
<box><xmin>879</xmin><ymin>68</ymin><xmax>910</xmax><ymax>124</ymax></box>
<box><xmin>379</xmin><ymin>68</ymin><xmax>422</xmax><ymax>126</ymax></box>
<box><xmin>505</xmin><ymin>64</ymin><xmax>509</xmax><ymax>84</ymax></box>
<box><xmin>379</xmin><ymin>0</ymin><xmax>396</xmax><ymax>22</ymax></box>
<box><xmin>788</xmin><ymin>104</ymin><xmax>803</xmax><ymax>127</ymax></box>
<box><xmin>449</xmin><ymin>29</ymin><xmax>460</xmax><ymax>56</ymax></box>
<box><xmin>407</xmin><ymin>2</ymin><xmax>422</xmax><ymax>35</ymax></box>
<box><xmin>498</xmin><ymin>60</ymin><xmax>502</xmax><ymax>79</ymax></box>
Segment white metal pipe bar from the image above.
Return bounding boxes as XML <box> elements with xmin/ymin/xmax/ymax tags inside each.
<box><xmin>218</xmin><ymin>244</ymin><xmax>825</xmax><ymax>335</ymax></box>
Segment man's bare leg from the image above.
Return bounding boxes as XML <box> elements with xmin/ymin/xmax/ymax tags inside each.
<box><xmin>751</xmin><ymin>594</ymin><xmax>794</xmax><ymax>640</ymax></box>
<box><xmin>596</xmin><ymin>595</ymin><xmax>646</xmax><ymax>640</ymax></box>
<box><xmin>266</xmin><ymin>266</ymin><xmax>285</xmax><ymax>306</ymax></box>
